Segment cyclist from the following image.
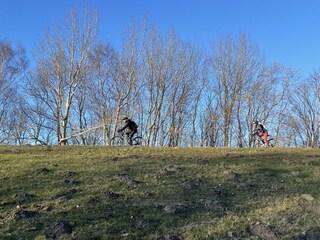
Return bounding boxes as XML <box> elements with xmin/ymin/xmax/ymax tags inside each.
<box><xmin>252</xmin><ymin>120</ymin><xmax>270</xmax><ymax>148</ymax></box>
<box><xmin>117</xmin><ymin>117</ymin><xmax>138</xmax><ymax>145</ymax></box>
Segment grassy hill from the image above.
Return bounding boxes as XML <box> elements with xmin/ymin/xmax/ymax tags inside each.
<box><xmin>1</xmin><ymin>146</ymin><xmax>320</xmax><ymax>239</ymax></box>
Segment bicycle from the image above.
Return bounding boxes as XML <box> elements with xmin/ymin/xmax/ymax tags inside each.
<box><xmin>252</xmin><ymin>132</ymin><xmax>274</xmax><ymax>148</ymax></box>
<box><xmin>111</xmin><ymin>131</ymin><xmax>145</xmax><ymax>146</ymax></box>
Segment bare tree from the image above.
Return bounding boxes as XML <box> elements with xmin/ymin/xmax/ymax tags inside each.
<box><xmin>0</xmin><ymin>41</ymin><xmax>27</xmax><ymax>143</ymax></box>
<box><xmin>28</xmin><ymin>8</ymin><xmax>97</xmax><ymax>145</ymax></box>
<box><xmin>199</xmin><ymin>105</ymin><xmax>221</xmax><ymax>147</ymax></box>
<box><xmin>208</xmin><ymin>33</ymin><xmax>264</xmax><ymax>147</ymax></box>
<box><xmin>0</xmin><ymin>41</ymin><xmax>27</xmax><ymax>91</ymax></box>
<box><xmin>87</xmin><ymin>42</ymin><xmax>119</xmax><ymax>145</ymax></box>
<box><xmin>4</xmin><ymin>9</ymin><xmax>308</xmax><ymax>148</ymax></box>
<box><xmin>22</xmin><ymin>100</ymin><xmax>55</xmax><ymax>145</ymax></box>
<box><xmin>245</xmin><ymin>64</ymin><xmax>292</xmax><ymax>147</ymax></box>
<box><xmin>200</xmin><ymin>66</ymin><xmax>223</xmax><ymax>147</ymax></box>
<box><xmin>142</xmin><ymin>28</ymin><xmax>203</xmax><ymax>146</ymax></box>
<box><xmin>289</xmin><ymin>70</ymin><xmax>320</xmax><ymax>147</ymax></box>
<box><xmin>166</xmin><ymin>41</ymin><xmax>202</xmax><ymax>147</ymax></box>
<box><xmin>109</xmin><ymin>21</ymin><xmax>146</xmax><ymax>144</ymax></box>
<box><xmin>86</xmin><ymin>20</ymin><xmax>147</xmax><ymax>146</ymax></box>
<box><xmin>142</xmin><ymin>27</ymin><xmax>172</xmax><ymax>146</ymax></box>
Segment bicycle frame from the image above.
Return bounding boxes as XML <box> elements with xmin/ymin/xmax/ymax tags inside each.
<box><xmin>111</xmin><ymin>131</ymin><xmax>144</xmax><ymax>146</ymax></box>
<box><xmin>252</xmin><ymin>134</ymin><xmax>274</xmax><ymax>148</ymax></box>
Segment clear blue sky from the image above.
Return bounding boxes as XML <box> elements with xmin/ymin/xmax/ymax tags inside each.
<box><xmin>2</xmin><ymin>0</ymin><xmax>320</xmax><ymax>75</ymax></box>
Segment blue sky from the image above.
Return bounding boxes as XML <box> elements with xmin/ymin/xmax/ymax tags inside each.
<box><xmin>2</xmin><ymin>0</ymin><xmax>320</xmax><ymax>75</ymax></box>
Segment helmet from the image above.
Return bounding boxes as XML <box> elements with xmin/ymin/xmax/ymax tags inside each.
<box><xmin>122</xmin><ymin>117</ymin><xmax>129</xmax><ymax>121</ymax></box>
<box><xmin>252</xmin><ymin>120</ymin><xmax>258</xmax><ymax>125</ymax></box>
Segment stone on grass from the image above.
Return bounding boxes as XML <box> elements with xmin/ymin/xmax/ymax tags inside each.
<box><xmin>134</xmin><ymin>218</ymin><xmax>150</xmax><ymax>229</ymax></box>
<box><xmin>164</xmin><ymin>234</ymin><xmax>182</xmax><ymax>240</ymax></box>
<box><xmin>250</xmin><ymin>223</ymin><xmax>277</xmax><ymax>240</ymax></box>
<box><xmin>301</xmin><ymin>194</ymin><xmax>314</xmax><ymax>202</ymax></box>
<box><xmin>164</xmin><ymin>203</ymin><xmax>191</xmax><ymax>214</ymax></box>
<box><xmin>103</xmin><ymin>191</ymin><xmax>121</xmax><ymax>201</ymax></box>
<box><xmin>161</xmin><ymin>165</ymin><xmax>182</xmax><ymax>175</ymax></box>
<box><xmin>223</xmin><ymin>170</ymin><xmax>238</xmax><ymax>181</ymax></box>
<box><xmin>182</xmin><ymin>178</ymin><xmax>202</xmax><ymax>190</ymax></box>
<box><xmin>45</xmin><ymin>221</ymin><xmax>72</xmax><ymax>239</ymax></box>
<box><xmin>291</xmin><ymin>231</ymin><xmax>320</xmax><ymax>240</ymax></box>
<box><xmin>15</xmin><ymin>193</ymin><xmax>34</xmax><ymax>203</ymax></box>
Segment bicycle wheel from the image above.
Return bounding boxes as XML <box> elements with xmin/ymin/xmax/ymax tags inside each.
<box><xmin>252</xmin><ymin>135</ymin><xmax>265</xmax><ymax>148</ymax></box>
<box><xmin>253</xmin><ymin>140</ymin><xmax>263</xmax><ymax>148</ymax></box>
<box><xmin>268</xmin><ymin>138</ymin><xmax>274</xmax><ymax>147</ymax></box>
<box><xmin>132</xmin><ymin>136</ymin><xmax>145</xmax><ymax>146</ymax></box>
<box><xmin>111</xmin><ymin>136</ymin><xmax>125</xmax><ymax>146</ymax></box>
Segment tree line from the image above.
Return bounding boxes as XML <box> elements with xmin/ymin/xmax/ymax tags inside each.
<box><xmin>1</xmin><ymin>9</ymin><xmax>320</xmax><ymax>147</ymax></box>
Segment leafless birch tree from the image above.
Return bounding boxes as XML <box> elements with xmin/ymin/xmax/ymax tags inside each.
<box><xmin>88</xmin><ymin>43</ymin><xmax>119</xmax><ymax>145</ymax></box>
<box><xmin>142</xmin><ymin>28</ymin><xmax>202</xmax><ymax>146</ymax></box>
<box><xmin>208</xmin><ymin>33</ymin><xmax>264</xmax><ymax>147</ymax></box>
<box><xmin>0</xmin><ymin>41</ymin><xmax>27</xmax><ymax>143</ymax></box>
<box><xmin>289</xmin><ymin>70</ymin><xmax>320</xmax><ymax>147</ymax></box>
<box><xmin>27</xmin><ymin>8</ymin><xmax>97</xmax><ymax>145</ymax></box>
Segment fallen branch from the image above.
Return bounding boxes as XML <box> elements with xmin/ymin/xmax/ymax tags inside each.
<box><xmin>58</xmin><ymin>124</ymin><xmax>105</xmax><ymax>144</ymax></box>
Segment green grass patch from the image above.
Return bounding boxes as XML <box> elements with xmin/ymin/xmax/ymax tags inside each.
<box><xmin>1</xmin><ymin>146</ymin><xmax>320</xmax><ymax>239</ymax></box>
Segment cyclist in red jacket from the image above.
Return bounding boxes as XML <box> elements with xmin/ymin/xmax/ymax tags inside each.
<box><xmin>252</xmin><ymin>120</ymin><xmax>270</xmax><ymax>148</ymax></box>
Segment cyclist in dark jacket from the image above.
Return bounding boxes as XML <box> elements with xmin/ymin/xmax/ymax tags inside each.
<box><xmin>252</xmin><ymin>120</ymin><xmax>270</xmax><ymax>147</ymax></box>
<box><xmin>118</xmin><ymin>117</ymin><xmax>138</xmax><ymax>145</ymax></box>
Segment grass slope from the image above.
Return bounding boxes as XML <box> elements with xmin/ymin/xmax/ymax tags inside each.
<box><xmin>1</xmin><ymin>146</ymin><xmax>320</xmax><ymax>239</ymax></box>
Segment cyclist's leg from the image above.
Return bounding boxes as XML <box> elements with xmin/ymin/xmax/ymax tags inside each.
<box><xmin>263</xmin><ymin>131</ymin><xmax>270</xmax><ymax>148</ymax></box>
<box><xmin>124</xmin><ymin>131</ymin><xmax>132</xmax><ymax>145</ymax></box>
<box><xmin>129</xmin><ymin>129</ymin><xmax>137</xmax><ymax>145</ymax></box>
<box><xmin>130</xmin><ymin>129</ymin><xmax>138</xmax><ymax>145</ymax></box>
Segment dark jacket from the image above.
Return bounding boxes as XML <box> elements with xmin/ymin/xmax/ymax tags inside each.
<box><xmin>119</xmin><ymin>119</ymin><xmax>138</xmax><ymax>132</ymax></box>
